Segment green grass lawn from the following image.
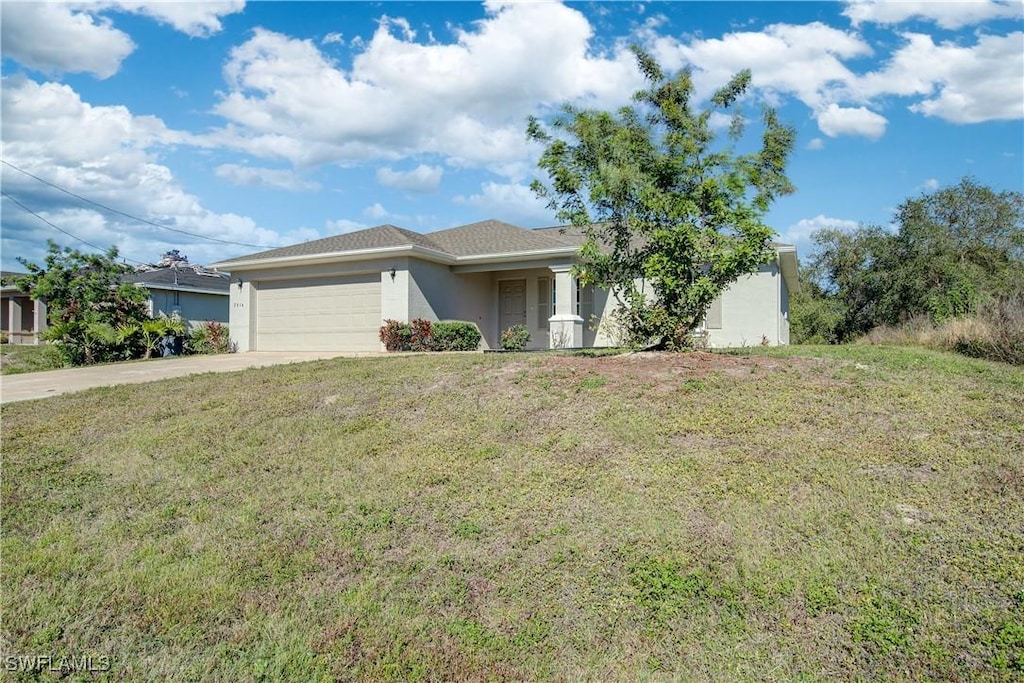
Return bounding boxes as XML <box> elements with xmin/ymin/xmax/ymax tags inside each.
<box><xmin>2</xmin><ymin>346</ymin><xmax>1022</xmax><ymax>680</ymax></box>
<box><xmin>0</xmin><ymin>344</ymin><xmax>63</xmax><ymax>375</ymax></box>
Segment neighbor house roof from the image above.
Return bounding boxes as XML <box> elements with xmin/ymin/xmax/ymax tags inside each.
<box><xmin>123</xmin><ymin>267</ymin><xmax>230</xmax><ymax>294</ymax></box>
<box><xmin>0</xmin><ymin>271</ymin><xmax>28</xmax><ymax>294</ymax></box>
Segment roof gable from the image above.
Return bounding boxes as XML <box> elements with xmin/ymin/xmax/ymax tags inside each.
<box><xmin>219</xmin><ymin>224</ymin><xmax>441</xmax><ymax>266</ymax></box>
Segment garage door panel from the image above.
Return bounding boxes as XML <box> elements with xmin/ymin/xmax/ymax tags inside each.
<box><xmin>255</xmin><ymin>274</ymin><xmax>381</xmax><ymax>351</ymax></box>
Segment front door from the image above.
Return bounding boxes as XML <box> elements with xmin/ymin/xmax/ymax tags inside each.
<box><xmin>498</xmin><ymin>279</ymin><xmax>527</xmax><ymax>335</ymax></box>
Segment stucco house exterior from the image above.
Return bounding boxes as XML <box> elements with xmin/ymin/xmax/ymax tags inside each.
<box><xmin>1</xmin><ymin>271</ymin><xmax>47</xmax><ymax>345</ymax></box>
<box><xmin>212</xmin><ymin>220</ymin><xmax>798</xmax><ymax>352</ymax></box>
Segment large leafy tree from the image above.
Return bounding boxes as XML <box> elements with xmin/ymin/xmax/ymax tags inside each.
<box><xmin>528</xmin><ymin>48</ymin><xmax>796</xmax><ymax>349</ymax></box>
<box><xmin>8</xmin><ymin>240</ymin><xmax>151</xmax><ymax>365</ymax></box>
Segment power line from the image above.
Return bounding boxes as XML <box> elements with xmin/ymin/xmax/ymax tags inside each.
<box><xmin>1</xmin><ymin>159</ymin><xmax>273</xmax><ymax>249</ymax></box>
<box><xmin>1</xmin><ymin>191</ymin><xmax>148</xmax><ymax>266</ymax></box>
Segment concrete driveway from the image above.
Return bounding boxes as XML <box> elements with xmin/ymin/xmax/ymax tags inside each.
<box><xmin>0</xmin><ymin>351</ymin><xmax>377</xmax><ymax>404</ymax></box>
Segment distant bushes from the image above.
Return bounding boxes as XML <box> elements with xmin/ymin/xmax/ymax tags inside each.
<box><xmin>859</xmin><ymin>296</ymin><xmax>1024</xmax><ymax>365</ymax></box>
<box><xmin>379</xmin><ymin>319</ymin><xmax>481</xmax><ymax>352</ymax></box>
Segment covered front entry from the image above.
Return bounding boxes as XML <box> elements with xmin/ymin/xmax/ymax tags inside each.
<box><xmin>254</xmin><ymin>274</ymin><xmax>381</xmax><ymax>352</ymax></box>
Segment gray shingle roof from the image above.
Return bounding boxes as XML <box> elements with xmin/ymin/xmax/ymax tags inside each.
<box><xmin>215</xmin><ymin>220</ymin><xmax>576</xmax><ymax>268</ymax></box>
<box><xmin>215</xmin><ymin>224</ymin><xmax>442</xmax><ymax>267</ymax></box>
<box><xmin>123</xmin><ymin>267</ymin><xmax>230</xmax><ymax>293</ymax></box>
<box><xmin>429</xmin><ymin>219</ymin><xmax>573</xmax><ymax>257</ymax></box>
<box><xmin>212</xmin><ymin>218</ymin><xmax>792</xmax><ymax>270</ymax></box>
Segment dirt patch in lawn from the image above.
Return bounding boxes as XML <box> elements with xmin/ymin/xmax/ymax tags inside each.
<box><xmin>483</xmin><ymin>350</ymin><xmax>823</xmax><ymax>395</ymax></box>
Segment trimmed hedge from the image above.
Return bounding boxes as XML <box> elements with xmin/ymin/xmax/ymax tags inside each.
<box><xmin>379</xmin><ymin>319</ymin><xmax>481</xmax><ymax>352</ymax></box>
<box><xmin>433</xmin><ymin>321</ymin><xmax>482</xmax><ymax>351</ymax></box>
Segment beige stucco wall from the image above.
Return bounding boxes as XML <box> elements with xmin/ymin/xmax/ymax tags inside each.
<box><xmin>706</xmin><ymin>263</ymin><xmax>785</xmax><ymax>348</ymax></box>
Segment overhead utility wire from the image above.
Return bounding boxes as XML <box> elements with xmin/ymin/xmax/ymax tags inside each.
<box><xmin>1</xmin><ymin>191</ymin><xmax>148</xmax><ymax>266</ymax></box>
<box><xmin>1</xmin><ymin>159</ymin><xmax>273</xmax><ymax>249</ymax></box>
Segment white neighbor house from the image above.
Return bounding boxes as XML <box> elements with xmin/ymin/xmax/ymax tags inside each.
<box><xmin>212</xmin><ymin>220</ymin><xmax>798</xmax><ymax>352</ymax></box>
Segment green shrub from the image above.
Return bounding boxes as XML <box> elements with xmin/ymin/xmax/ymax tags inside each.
<box><xmin>381</xmin><ymin>319</ymin><xmax>482</xmax><ymax>352</ymax></box>
<box><xmin>501</xmin><ymin>324</ymin><xmax>530</xmax><ymax>351</ymax></box>
<box><xmin>432</xmin><ymin>321</ymin><xmax>481</xmax><ymax>351</ymax></box>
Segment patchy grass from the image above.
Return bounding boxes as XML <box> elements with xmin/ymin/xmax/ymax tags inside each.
<box><xmin>2</xmin><ymin>346</ymin><xmax>1022</xmax><ymax>680</ymax></box>
<box><xmin>0</xmin><ymin>343</ymin><xmax>63</xmax><ymax>375</ymax></box>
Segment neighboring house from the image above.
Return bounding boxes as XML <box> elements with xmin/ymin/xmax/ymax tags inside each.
<box><xmin>213</xmin><ymin>220</ymin><xmax>798</xmax><ymax>353</ymax></box>
<box><xmin>123</xmin><ymin>262</ymin><xmax>230</xmax><ymax>324</ymax></box>
<box><xmin>0</xmin><ymin>271</ymin><xmax>46</xmax><ymax>345</ymax></box>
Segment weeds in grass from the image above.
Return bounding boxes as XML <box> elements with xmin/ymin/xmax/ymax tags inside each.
<box><xmin>861</xmin><ymin>296</ymin><xmax>1024</xmax><ymax>365</ymax></box>
<box><xmin>2</xmin><ymin>348</ymin><xmax>1022</xmax><ymax>680</ymax></box>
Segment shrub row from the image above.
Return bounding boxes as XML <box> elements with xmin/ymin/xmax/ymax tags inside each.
<box><xmin>379</xmin><ymin>319</ymin><xmax>481</xmax><ymax>352</ymax></box>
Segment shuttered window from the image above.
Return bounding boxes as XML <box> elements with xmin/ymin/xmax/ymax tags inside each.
<box><xmin>705</xmin><ymin>296</ymin><xmax>722</xmax><ymax>329</ymax></box>
<box><xmin>537</xmin><ymin>277</ymin><xmax>551</xmax><ymax>329</ymax></box>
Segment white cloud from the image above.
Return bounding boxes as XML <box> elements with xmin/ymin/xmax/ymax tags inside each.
<box><xmin>843</xmin><ymin>0</ymin><xmax>1023</xmax><ymax>30</ymax></box>
<box><xmin>921</xmin><ymin>178</ymin><xmax>940</xmax><ymax>191</ymax></box>
<box><xmin>816</xmin><ymin>103</ymin><xmax>888</xmax><ymax>139</ymax></box>
<box><xmin>806</xmin><ymin>137</ymin><xmax>825</xmax><ymax>150</ymax></box>
<box><xmin>782</xmin><ymin>215</ymin><xmax>861</xmax><ymax>245</ymax></box>
<box><xmin>453</xmin><ymin>182</ymin><xmax>554</xmax><ymax>227</ymax></box>
<box><xmin>0</xmin><ymin>3</ymin><xmax>135</xmax><ymax>79</ymax></box>
<box><xmin>375</xmin><ymin>164</ymin><xmax>444</xmax><ymax>193</ymax></box>
<box><xmin>215</xmin><ymin>164</ymin><xmax>321</xmax><ymax>192</ymax></box>
<box><xmin>650</xmin><ymin>21</ymin><xmax>872</xmax><ymax>110</ymax></box>
<box><xmin>325</xmin><ymin>218</ymin><xmax>368</xmax><ymax>234</ymax></box>
<box><xmin>209</xmin><ymin>3</ymin><xmax>643</xmax><ymax>174</ymax></box>
<box><xmin>0</xmin><ymin>77</ymin><xmax>285</xmax><ymax>268</ymax></box>
<box><xmin>0</xmin><ymin>2</ymin><xmax>243</xmax><ymax>79</ymax></box>
<box><xmin>853</xmin><ymin>32</ymin><xmax>1024</xmax><ymax>124</ymax></box>
<box><xmin>363</xmin><ymin>203</ymin><xmax>392</xmax><ymax>220</ymax></box>
<box><xmin>322</xmin><ymin>32</ymin><xmax>344</xmax><ymax>46</ymax></box>
<box><xmin>106</xmin><ymin>1</ymin><xmax>245</xmax><ymax>38</ymax></box>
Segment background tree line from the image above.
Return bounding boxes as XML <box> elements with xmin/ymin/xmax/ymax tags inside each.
<box><xmin>791</xmin><ymin>178</ymin><xmax>1024</xmax><ymax>362</ymax></box>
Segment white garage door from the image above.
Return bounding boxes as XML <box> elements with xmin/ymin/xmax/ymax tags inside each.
<box><xmin>255</xmin><ymin>274</ymin><xmax>381</xmax><ymax>351</ymax></box>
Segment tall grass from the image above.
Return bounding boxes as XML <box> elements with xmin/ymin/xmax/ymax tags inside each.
<box><xmin>860</xmin><ymin>296</ymin><xmax>1024</xmax><ymax>365</ymax></box>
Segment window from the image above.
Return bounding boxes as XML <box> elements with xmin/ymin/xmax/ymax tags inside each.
<box><xmin>576</xmin><ymin>280</ymin><xmax>594</xmax><ymax>321</ymax></box>
<box><xmin>537</xmin><ymin>277</ymin><xmax>551</xmax><ymax>329</ymax></box>
<box><xmin>705</xmin><ymin>296</ymin><xmax>722</xmax><ymax>330</ymax></box>
<box><xmin>173</xmin><ymin>290</ymin><xmax>181</xmax><ymax>306</ymax></box>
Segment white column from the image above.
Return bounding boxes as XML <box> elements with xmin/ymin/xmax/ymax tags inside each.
<box><xmin>9</xmin><ymin>297</ymin><xmax>22</xmax><ymax>344</ymax></box>
<box><xmin>228</xmin><ymin>279</ymin><xmax>252</xmax><ymax>352</ymax></box>
<box><xmin>32</xmin><ymin>299</ymin><xmax>47</xmax><ymax>345</ymax></box>
<box><xmin>548</xmin><ymin>265</ymin><xmax>583</xmax><ymax>349</ymax></box>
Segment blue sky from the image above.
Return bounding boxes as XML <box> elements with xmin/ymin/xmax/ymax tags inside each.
<box><xmin>2</xmin><ymin>1</ymin><xmax>1022</xmax><ymax>271</ymax></box>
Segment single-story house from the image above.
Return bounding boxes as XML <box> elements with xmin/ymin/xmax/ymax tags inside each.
<box><xmin>212</xmin><ymin>220</ymin><xmax>798</xmax><ymax>352</ymax></box>
<box><xmin>122</xmin><ymin>265</ymin><xmax>230</xmax><ymax>324</ymax></box>
<box><xmin>1</xmin><ymin>271</ymin><xmax>47</xmax><ymax>345</ymax></box>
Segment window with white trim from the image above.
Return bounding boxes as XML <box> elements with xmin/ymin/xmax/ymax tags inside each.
<box><xmin>537</xmin><ymin>277</ymin><xmax>551</xmax><ymax>329</ymax></box>
<box><xmin>576</xmin><ymin>280</ymin><xmax>594</xmax><ymax>321</ymax></box>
